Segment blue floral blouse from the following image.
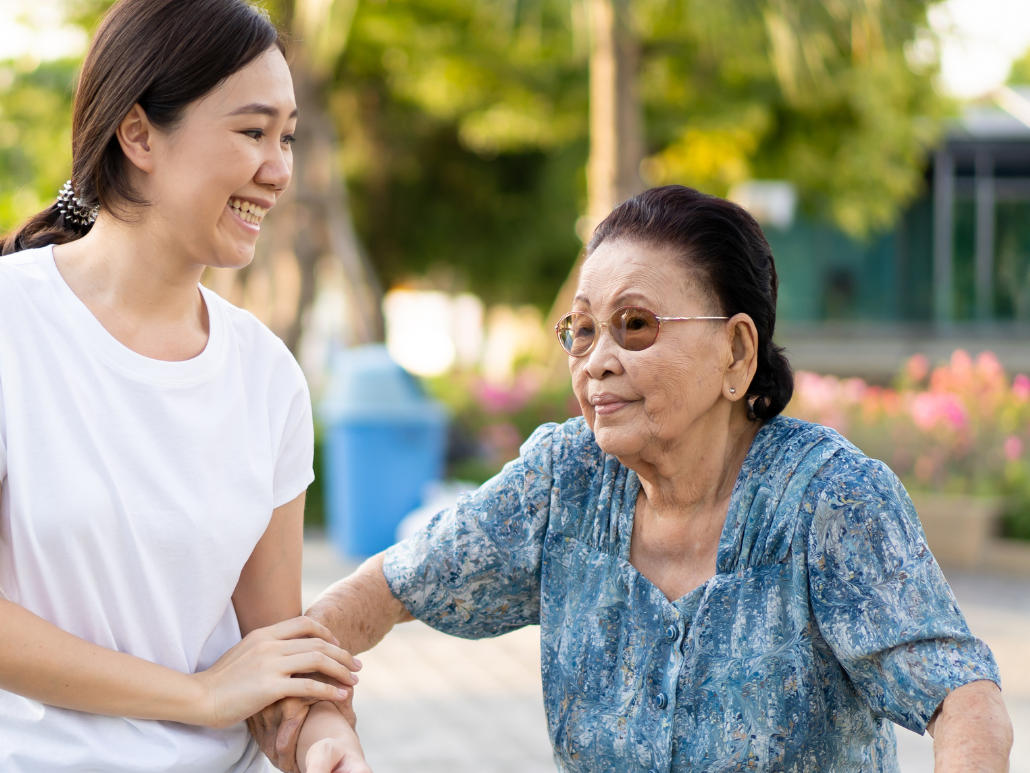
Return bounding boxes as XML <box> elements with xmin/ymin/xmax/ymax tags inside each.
<box><xmin>383</xmin><ymin>415</ymin><xmax>999</xmax><ymax>772</ymax></box>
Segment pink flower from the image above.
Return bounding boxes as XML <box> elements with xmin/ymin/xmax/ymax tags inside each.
<box><xmin>939</xmin><ymin>394</ymin><xmax>968</xmax><ymax>430</ymax></box>
<box><xmin>1004</xmin><ymin>435</ymin><xmax>1024</xmax><ymax>462</ymax></box>
<box><xmin>1014</xmin><ymin>374</ymin><xmax>1030</xmax><ymax>402</ymax></box>
<box><xmin>905</xmin><ymin>354</ymin><xmax>930</xmax><ymax>384</ymax></box>
<box><xmin>842</xmin><ymin>378</ymin><xmax>866</xmax><ymax>404</ymax></box>
<box><xmin>975</xmin><ymin>351</ymin><xmax>1004</xmax><ymax>384</ymax></box>
<box><xmin>910</xmin><ymin>392</ymin><xmax>968</xmax><ymax>432</ymax></box>
<box><xmin>951</xmin><ymin>349</ymin><xmax>973</xmax><ymax>375</ymax></box>
<box><xmin>910</xmin><ymin>393</ymin><xmax>939</xmax><ymax>431</ymax></box>
<box><xmin>475</xmin><ymin>377</ymin><xmax>535</xmax><ymax>414</ymax></box>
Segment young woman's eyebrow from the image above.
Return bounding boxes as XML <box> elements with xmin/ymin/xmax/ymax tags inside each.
<box><xmin>228</xmin><ymin>103</ymin><xmax>299</xmax><ymax>119</ymax></box>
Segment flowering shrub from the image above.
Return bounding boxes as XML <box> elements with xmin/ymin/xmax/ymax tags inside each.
<box><xmin>786</xmin><ymin>350</ymin><xmax>1030</xmax><ymax>539</ymax></box>
<box><xmin>426</xmin><ymin>367</ymin><xmax>579</xmax><ymax>483</ymax></box>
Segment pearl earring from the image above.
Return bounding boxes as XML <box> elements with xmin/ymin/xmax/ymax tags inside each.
<box><xmin>729</xmin><ymin>388</ymin><xmax>736</xmax><ymax>394</ymax></box>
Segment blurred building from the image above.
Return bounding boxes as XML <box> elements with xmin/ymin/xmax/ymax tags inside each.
<box><xmin>759</xmin><ymin>87</ymin><xmax>1030</xmax><ymax>381</ymax></box>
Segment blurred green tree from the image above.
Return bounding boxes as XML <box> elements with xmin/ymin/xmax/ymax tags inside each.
<box><xmin>333</xmin><ymin>0</ymin><xmax>948</xmax><ymax>319</ymax></box>
<box><xmin>0</xmin><ymin>60</ymin><xmax>76</xmax><ymax>233</ymax></box>
<box><xmin>1008</xmin><ymin>47</ymin><xmax>1030</xmax><ymax>85</ymax></box>
<box><xmin>0</xmin><ymin>0</ymin><xmax>948</xmax><ymax>337</ymax></box>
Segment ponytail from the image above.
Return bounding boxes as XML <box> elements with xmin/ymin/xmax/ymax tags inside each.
<box><xmin>1</xmin><ymin>203</ymin><xmax>83</xmax><ymax>256</ymax></box>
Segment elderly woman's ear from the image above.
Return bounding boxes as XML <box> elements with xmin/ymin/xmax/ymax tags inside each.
<box><xmin>723</xmin><ymin>313</ymin><xmax>759</xmax><ymax>405</ymax></box>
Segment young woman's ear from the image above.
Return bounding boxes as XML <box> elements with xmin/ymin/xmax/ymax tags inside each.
<box><xmin>115</xmin><ymin>104</ymin><xmax>155</xmax><ymax>173</ymax></box>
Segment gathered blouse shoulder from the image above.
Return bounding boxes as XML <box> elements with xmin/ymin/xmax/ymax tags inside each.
<box><xmin>384</xmin><ymin>415</ymin><xmax>999</xmax><ymax>773</ymax></box>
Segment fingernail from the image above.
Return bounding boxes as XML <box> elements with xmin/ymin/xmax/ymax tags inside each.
<box><xmin>353</xmin><ymin>657</ymin><xmax>362</xmax><ymax>669</ymax></box>
<box><xmin>333</xmin><ymin>637</ymin><xmax>340</xmax><ymax>646</ymax></box>
<box><xmin>351</xmin><ymin>673</ymin><xmax>359</xmax><ymax>683</ymax></box>
<box><xmin>337</xmin><ymin>688</ymin><xmax>348</xmax><ymax>699</ymax></box>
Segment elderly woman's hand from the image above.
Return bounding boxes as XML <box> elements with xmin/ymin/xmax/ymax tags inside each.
<box><xmin>248</xmin><ymin>693</ymin><xmax>357</xmax><ymax>773</ymax></box>
<box><xmin>248</xmin><ymin>555</ymin><xmax>411</xmax><ymax>771</ymax></box>
<box><xmin>929</xmin><ymin>680</ymin><xmax>1012</xmax><ymax>772</ymax></box>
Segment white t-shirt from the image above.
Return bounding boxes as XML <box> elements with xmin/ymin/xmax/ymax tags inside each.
<box><xmin>0</xmin><ymin>246</ymin><xmax>315</xmax><ymax>772</ymax></box>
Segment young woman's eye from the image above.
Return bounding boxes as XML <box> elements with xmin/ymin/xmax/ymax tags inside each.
<box><xmin>243</xmin><ymin>129</ymin><xmax>264</xmax><ymax>141</ymax></box>
<box><xmin>281</xmin><ymin>134</ymin><xmax>297</xmax><ymax>146</ymax></box>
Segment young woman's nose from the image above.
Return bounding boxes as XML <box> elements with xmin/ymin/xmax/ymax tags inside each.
<box><xmin>256</xmin><ymin>143</ymin><xmax>293</xmax><ymax>192</ymax></box>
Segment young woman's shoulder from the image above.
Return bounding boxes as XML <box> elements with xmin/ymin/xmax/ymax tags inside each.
<box><xmin>202</xmin><ymin>287</ymin><xmax>307</xmax><ymax>392</ymax></box>
<box><xmin>0</xmin><ymin>246</ymin><xmax>51</xmax><ymax>295</ymax></box>
<box><xmin>0</xmin><ymin>247</ymin><xmax>62</xmax><ymax>335</ymax></box>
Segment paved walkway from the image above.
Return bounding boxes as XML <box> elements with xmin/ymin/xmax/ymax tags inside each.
<box><xmin>302</xmin><ymin>538</ymin><xmax>1030</xmax><ymax>772</ymax></box>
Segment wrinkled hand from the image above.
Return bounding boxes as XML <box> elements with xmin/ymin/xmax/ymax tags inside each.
<box><xmin>249</xmin><ymin>690</ymin><xmax>357</xmax><ymax>772</ymax></box>
<box><xmin>194</xmin><ymin>617</ymin><xmax>358</xmax><ymax>730</ymax></box>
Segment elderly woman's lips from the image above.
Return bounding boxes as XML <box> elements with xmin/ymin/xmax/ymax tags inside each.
<box><xmin>591</xmin><ymin>396</ymin><xmax>633</xmax><ymax>415</ymax></box>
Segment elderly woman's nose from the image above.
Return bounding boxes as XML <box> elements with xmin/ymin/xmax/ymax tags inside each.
<box><xmin>584</xmin><ymin>327</ymin><xmax>624</xmax><ymax>379</ymax></box>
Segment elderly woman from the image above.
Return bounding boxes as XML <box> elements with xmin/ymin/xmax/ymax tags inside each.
<box><xmin>255</xmin><ymin>186</ymin><xmax>1013</xmax><ymax>772</ymax></box>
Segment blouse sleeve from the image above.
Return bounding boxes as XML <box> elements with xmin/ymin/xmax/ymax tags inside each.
<box><xmin>382</xmin><ymin>422</ymin><xmax>558</xmax><ymax>639</ymax></box>
<box><xmin>807</xmin><ymin>454</ymin><xmax>1000</xmax><ymax>734</ymax></box>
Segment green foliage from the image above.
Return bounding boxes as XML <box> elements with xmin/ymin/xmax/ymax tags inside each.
<box><xmin>636</xmin><ymin>0</ymin><xmax>948</xmax><ymax>237</ymax></box>
<box><xmin>306</xmin><ymin>430</ymin><xmax>328</xmax><ymax>529</ymax></box>
<box><xmin>331</xmin><ymin>0</ymin><xmax>589</xmax><ymax>308</ymax></box>
<box><xmin>0</xmin><ymin>60</ymin><xmax>77</xmax><ymax>232</ymax></box>
<box><xmin>331</xmin><ymin>0</ymin><xmax>948</xmax><ymax>304</ymax></box>
<box><xmin>1008</xmin><ymin>48</ymin><xmax>1030</xmax><ymax>86</ymax></box>
<box><xmin>0</xmin><ymin>0</ymin><xmax>949</xmax><ymax>304</ymax></box>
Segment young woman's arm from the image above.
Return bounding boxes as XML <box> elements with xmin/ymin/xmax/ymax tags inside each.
<box><xmin>234</xmin><ymin>491</ymin><xmax>372</xmax><ymax>771</ymax></box>
<box><xmin>297</xmin><ymin>702</ymin><xmax>371</xmax><ymax>773</ymax></box>
<box><xmin>0</xmin><ymin>483</ymin><xmax>358</xmax><ymax>729</ymax></box>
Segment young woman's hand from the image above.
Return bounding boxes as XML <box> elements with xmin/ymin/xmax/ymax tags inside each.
<box><xmin>304</xmin><ymin>738</ymin><xmax>373</xmax><ymax>773</ymax></box>
<box><xmin>193</xmin><ymin>616</ymin><xmax>360</xmax><ymax>729</ymax></box>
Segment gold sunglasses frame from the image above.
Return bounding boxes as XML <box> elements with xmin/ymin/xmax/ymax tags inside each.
<box><xmin>555</xmin><ymin>306</ymin><xmax>728</xmax><ymax>357</ymax></box>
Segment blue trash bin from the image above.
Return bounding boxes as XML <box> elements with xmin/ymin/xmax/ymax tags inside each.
<box><xmin>319</xmin><ymin>345</ymin><xmax>448</xmax><ymax>558</ymax></box>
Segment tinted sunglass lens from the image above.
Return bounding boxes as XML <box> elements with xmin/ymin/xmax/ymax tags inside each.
<box><xmin>558</xmin><ymin>313</ymin><xmax>596</xmax><ymax>356</ymax></box>
<box><xmin>612</xmin><ymin>307</ymin><xmax>660</xmax><ymax>351</ymax></box>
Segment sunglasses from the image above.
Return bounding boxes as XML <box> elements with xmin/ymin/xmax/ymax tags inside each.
<box><xmin>555</xmin><ymin>306</ymin><xmax>728</xmax><ymax>357</ymax></box>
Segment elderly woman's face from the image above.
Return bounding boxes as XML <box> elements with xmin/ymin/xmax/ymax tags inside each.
<box><xmin>570</xmin><ymin>238</ymin><xmax>732</xmax><ymax>460</ymax></box>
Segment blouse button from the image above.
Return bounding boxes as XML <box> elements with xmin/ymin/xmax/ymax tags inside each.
<box><xmin>654</xmin><ymin>692</ymin><xmax>668</xmax><ymax>709</ymax></box>
<box><xmin>664</xmin><ymin>624</ymin><xmax>678</xmax><ymax>641</ymax></box>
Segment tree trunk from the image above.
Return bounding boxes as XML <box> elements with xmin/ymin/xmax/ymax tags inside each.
<box><xmin>545</xmin><ymin>0</ymin><xmax>645</xmax><ymax>382</ymax></box>
<box><xmin>284</xmin><ymin>59</ymin><xmax>383</xmax><ymax>353</ymax></box>
<box><xmin>206</xmin><ymin>0</ymin><xmax>381</xmax><ymax>355</ymax></box>
<box><xmin>585</xmin><ymin>0</ymin><xmax>645</xmax><ymax>230</ymax></box>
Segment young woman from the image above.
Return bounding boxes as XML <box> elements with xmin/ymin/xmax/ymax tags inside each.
<box><xmin>0</xmin><ymin>1</ymin><xmax>368</xmax><ymax>771</ymax></box>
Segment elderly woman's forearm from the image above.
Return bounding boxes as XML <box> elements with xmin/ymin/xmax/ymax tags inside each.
<box><xmin>304</xmin><ymin>554</ymin><xmax>414</xmax><ymax>655</ymax></box>
<box><xmin>930</xmin><ymin>680</ymin><xmax>1012</xmax><ymax>772</ymax></box>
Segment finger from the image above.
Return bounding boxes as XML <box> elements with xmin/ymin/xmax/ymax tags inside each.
<box><xmin>288</xmin><ymin>652</ymin><xmax>358</xmax><ymax>687</ymax></box>
<box><xmin>282</xmin><ymin>677</ymin><xmax>351</xmax><ymax>703</ymax></box>
<box><xmin>246</xmin><ymin>709</ymin><xmax>276</xmax><ymax>764</ymax></box>
<box><xmin>268</xmin><ymin>616</ymin><xmax>340</xmax><ymax>647</ymax></box>
<box><xmin>275</xmin><ymin>700</ymin><xmax>310</xmax><ymax>773</ymax></box>
<box><xmin>279</xmin><ymin>638</ymin><xmax>361</xmax><ymax>674</ymax></box>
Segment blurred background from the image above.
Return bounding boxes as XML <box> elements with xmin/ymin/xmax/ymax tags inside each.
<box><xmin>3</xmin><ymin>0</ymin><xmax>1030</xmax><ymax>769</ymax></box>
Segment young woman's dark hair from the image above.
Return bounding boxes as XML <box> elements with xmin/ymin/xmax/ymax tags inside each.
<box><xmin>0</xmin><ymin>0</ymin><xmax>283</xmax><ymax>255</ymax></box>
<box><xmin>586</xmin><ymin>184</ymin><xmax>794</xmax><ymax>420</ymax></box>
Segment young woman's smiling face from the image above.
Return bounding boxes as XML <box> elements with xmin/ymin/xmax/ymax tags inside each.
<box><xmin>128</xmin><ymin>47</ymin><xmax>297</xmax><ymax>269</ymax></box>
